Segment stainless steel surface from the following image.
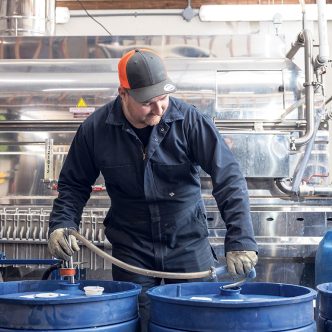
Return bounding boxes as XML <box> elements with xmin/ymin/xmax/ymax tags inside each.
<box><xmin>223</xmin><ymin>133</ymin><xmax>290</xmax><ymax>178</ymax></box>
<box><xmin>0</xmin><ymin>207</ymin><xmax>108</xmax><ymax>272</ymax></box>
<box><xmin>0</xmin><ymin>205</ymin><xmax>326</xmax><ymax>285</ymax></box>
<box><xmin>0</xmin><ymin>0</ymin><xmax>55</xmax><ymax>36</ymax></box>
<box><xmin>0</xmin><ymin>41</ymin><xmax>308</xmax><ymax>200</ymax></box>
<box><xmin>0</xmin><ymin>34</ymin><xmax>330</xmax><ymax>287</ymax></box>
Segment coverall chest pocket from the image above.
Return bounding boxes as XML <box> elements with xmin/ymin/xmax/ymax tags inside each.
<box><xmin>152</xmin><ymin>162</ymin><xmax>193</xmax><ymax>196</ymax></box>
<box><xmin>101</xmin><ymin>164</ymin><xmax>141</xmax><ymax>197</ymax></box>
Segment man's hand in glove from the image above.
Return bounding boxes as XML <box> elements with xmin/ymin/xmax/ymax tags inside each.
<box><xmin>226</xmin><ymin>251</ymin><xmax>258</xmax><ymax>277</ymax></box>
<box><xmin>48</xmin><ymin>228</ymin><xmax>80</xmax><ymax>261</ymax></box>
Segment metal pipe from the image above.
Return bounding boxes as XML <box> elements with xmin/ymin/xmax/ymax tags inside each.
<box><xmin>291</xmin><ymin>110</ymin><xmax>322</xmax><ymax>195</ymax></box>
<box><xmin>315</xmin><ymin>0</ymin><xmax>330</xmax><ymax>67</ymax></box>
<box><xmin>326</xmin><ymin>95</ymin><xmax>332</xmax><ymax>106</ymax></box>
<box><xmin>281</xmin><ymin>3</ymin><xmax>330</xmax><ymax>196</ymax></box>
<box><xmin>276</xmin><ymin>169</ymin><xmax>332</xmax><ymax>198</ymax></box>
<box><xmin>286</xmin><ymin>32</ymin><xmax>304</xmax><ymax>60</ymax></box>
<box><xmin>294</xmin><ymin>183</ymin><xmax>332</xmax><ymax>196</ymax></box>
<box><xmin>280</xmin><ymin>97</ymin><xmax>305</xmax><ymax>120</ymax></box>
<box><xmin>67</xmin><ymin>234</ymin><xmax>75</xmax><ymax>284</ymax></box>
<box><xmin>294</xmin><ymin>29</ymin><xmax>315</xmax><ymax>147</ymax></box>
<box><xmin>275</xmin><ymin>178</ymin><xmax>293</xmax><ymax>196</ymax></box>
<box><xmin>299</xmin><ymin>0</ymin><xmax>306</xmax><ymax>30</ymax></box>
<box><xmin>69</xmin><ymin>10</ymin><xmax>192</xmax><ymax>19</ymax></box>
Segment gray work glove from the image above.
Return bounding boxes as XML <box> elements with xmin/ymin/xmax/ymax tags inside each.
<box><xmin>48</xmin><ymin>228</ymin><xmax>80</xmax><ymax>261</ymax></box>
<box><xmin>226</xmin><ymin>250</ymin><xmax>258</xmax><ymax>277</ymax></box>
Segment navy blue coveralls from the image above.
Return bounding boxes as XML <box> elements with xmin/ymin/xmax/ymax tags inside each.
<box><xmin>49</xmin><ymin>96</ymin><xmax>258</xmax><ymax>331</ymax></box>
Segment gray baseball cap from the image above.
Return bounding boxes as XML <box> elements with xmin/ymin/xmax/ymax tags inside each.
<box><xmin>118</xmin><ymin>48</ymin><xmax>176</xmax><ymax>103</ymax></box>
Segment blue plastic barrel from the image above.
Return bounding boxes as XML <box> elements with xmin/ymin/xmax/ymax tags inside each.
<box><xmin>317</xmin><ymin>314</ymin><xmax>332</xmax><ymax>332</ymax></box>
<box><xmin>316</xmin><ymin>282</ymin><xmax>332</xmax><ymax>331</ymax></box>
<box><xmin>316</xmin><ymin>231</ymin><xmax>332</xmax><ymax>286</ymax></box>
<box><xmin>147</xmin><ymin>282</ymin><xmax>316</xmax><ymax>332</ymax></box>
<box><xmin>0</xmin><ymin>280</ymin><xmax>141</xmax><ymax>331</ymax></box>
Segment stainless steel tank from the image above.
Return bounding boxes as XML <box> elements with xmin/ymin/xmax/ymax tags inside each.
<box><xmin>0</xmin><ymin>0</ymin><xmax>55</xmax><ymax>36</ymax></box>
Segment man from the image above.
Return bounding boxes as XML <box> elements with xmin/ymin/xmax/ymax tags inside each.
<box><xmin>48</xmin><ymin>48</ymin><xmax>258</xmax><ymax>331</ymax></box>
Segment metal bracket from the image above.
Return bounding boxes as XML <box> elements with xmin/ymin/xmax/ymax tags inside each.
<box><xmin>182</xmin><ymin>0</ymin><xmax>196</xmax><ymax>22</ymax></box>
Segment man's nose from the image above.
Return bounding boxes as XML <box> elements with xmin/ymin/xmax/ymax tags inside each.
<box><xmin>151</xmin><ymin>101</ymin><xmax>164</xmax><ymax>115</ymax></box>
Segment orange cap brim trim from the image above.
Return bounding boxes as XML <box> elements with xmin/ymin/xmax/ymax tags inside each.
<box><xmin>118</xmin><ymin>48</ymin><xmax>159</xmax><ymax>89</ymax></box>
<box><xmin>118</xmin><ymin>49</ymin><xmax>135</xmax><ymax>89</ymax></box>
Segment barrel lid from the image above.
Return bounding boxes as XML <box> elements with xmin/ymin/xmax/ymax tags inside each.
<box><xmin>0</xmin><ymin>280</ymin><xmax>141</xmax><ymax>330</ymax></box>
<box><xmin>147</xmin><ymin>282</ymin><xmax>316</xmax><ymax>308</ymax></box>
<box><xmin>0</xmin><ymin>280</ymin><xmax>141</xmax><ymax>305</ymax></box>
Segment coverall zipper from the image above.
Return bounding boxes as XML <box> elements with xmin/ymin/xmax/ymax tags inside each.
<box><xmin>142</xmin><ymin>146</ymin><xmax>146</xmax><ymax>160</ymax></box>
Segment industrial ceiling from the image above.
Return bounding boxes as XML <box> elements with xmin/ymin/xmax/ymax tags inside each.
<box><xmin>56</xmin><ymin>0</ymin><xmax>324</xmax><ymax>10</ymax></box>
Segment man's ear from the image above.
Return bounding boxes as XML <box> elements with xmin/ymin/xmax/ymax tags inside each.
<box><xmin>118</xmin><ymin>86</ymin><xmax>127</xmax><ymax>99</ymax></box>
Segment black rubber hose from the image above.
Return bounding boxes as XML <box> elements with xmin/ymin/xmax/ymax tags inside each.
<box><xmin>41</xmin><ymin>262</ymin><xmax>62</xmax><ymax>280</ymax></box>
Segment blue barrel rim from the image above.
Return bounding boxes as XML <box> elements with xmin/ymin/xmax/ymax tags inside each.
<box><xmin>147</xmin><ymin>281</ymin><xmax>316</xmax><ymax>308</ymax></box>
<box><xmin>148</xmin><ymin>282</ymin><xmax>316</xmax><ymax>331</ymax></box>
<box><xmin>0</xmin><ymin>279</ymin><xmax>142</xmax><ymax>305</ymax></box>
<box><xmin>0</xmin><ymin>280</ymin><xmax>141</xmax><ymax>330</ymax></box>
<box><xmin>316</xmin><ymin>282</ymin><xmax>332</xmax><ymax>321</ymax></box>
<box><xmin>317</xmin><ymin>282</ymin><xmax>332</xmax><ymax>293</ymax></box>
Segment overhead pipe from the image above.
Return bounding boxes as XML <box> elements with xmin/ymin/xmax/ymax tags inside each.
<box><xmin>315</xmin><ymin>0</ymin><xmax>330</xmax><ymax>68</ymax></box>
<box><xmin>69</xmin><ymin>9</ymin><xmax>199</xmax><ymax>21</ymax></box>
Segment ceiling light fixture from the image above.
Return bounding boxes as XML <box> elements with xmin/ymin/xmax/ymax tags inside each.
<box><xmin>199</xmin><ymin>4</ymin><xmax>332</xmax><ymax>22</ymax></box>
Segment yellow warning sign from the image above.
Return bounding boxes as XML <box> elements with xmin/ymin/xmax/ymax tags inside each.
<box><xmin>0</xmin><ymin>171</ymin><xmax>8</xmax><ymax>184</ymax></box>
<box><xmin>70</xmin><ymin>97</ymin><xmax>95</xmax><ymax>119</ymax></box>
<box><xmin>77</xmin><ymin>98</ymin><xmax>88</xmax><ymax>107</ymax></box>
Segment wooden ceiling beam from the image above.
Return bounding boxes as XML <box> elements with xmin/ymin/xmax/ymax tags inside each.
<box><xmin>56</xmin><ymin>0</ymin><xmax>323</xmax><ymax>10</ymax></box>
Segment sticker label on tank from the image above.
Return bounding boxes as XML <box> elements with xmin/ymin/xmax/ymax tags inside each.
<box><xmin>20</xmin><ymin>292</ymin><xmax>69</xmax><ymax>298</ymax></box>
<box><xmin>190</xmin><ymin>296</ymin><xmax>213</xmax><ymax>301</ymax></box>
<box><xmin>69</xmin><ymin>98</ymin><xmax>95</xmax><ymax>118</ymax></box>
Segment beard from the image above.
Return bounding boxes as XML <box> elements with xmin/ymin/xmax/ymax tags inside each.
<box><xmin>144</xmin><ymin>114</ymin><xmax>162</xmax><ymax>126</ymax></box>
<box><xmin>122</xmin><ymin>99</ymin><xmax>162</xmax><ymax>128</ymax></box>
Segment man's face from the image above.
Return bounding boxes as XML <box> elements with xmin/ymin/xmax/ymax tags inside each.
<box><xmin>119</xmin><ymin>87</ymin><xmax>169</xmax><ymax>128</ymax></box>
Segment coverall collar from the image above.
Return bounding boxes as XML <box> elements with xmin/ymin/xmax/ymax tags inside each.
<box><xmin>105</xmin><ymin>96</ymin><xmax>184</xmax><ymax>126</ymax></box>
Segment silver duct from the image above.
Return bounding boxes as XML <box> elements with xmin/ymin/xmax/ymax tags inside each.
<box><xmin>0</xmin><ymin>0</ymin><xmax>55</xmax><ymax>36</ymax></box>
